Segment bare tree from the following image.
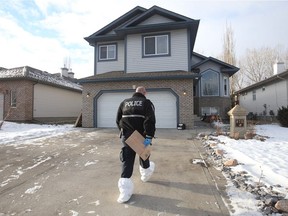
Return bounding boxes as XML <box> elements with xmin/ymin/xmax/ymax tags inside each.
<box><xmin>221</xmin><ymin>23</ymin><xmax>288</xmax><ymax>91</ymax></box>
<box><xmin>222</xmin><ymin>22</ymin><xmax>236</xmax><ymax>65</ymax></box>
<box><xmin>239</xmin><ymin>47</ymin><xmax>280</xmax><ymax>85</ymax></box>
<box><xmin>221</xmin><ymin>22</ymin><xmax>237</xmax><ymax>94</ymax></box>
<box><xmin>232</xmin><ymin>65</ymin><xmax>247</xmax><ymax>91</ymax></box>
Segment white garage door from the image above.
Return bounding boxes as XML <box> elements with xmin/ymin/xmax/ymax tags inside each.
<box><xmin>97</xmin><ymin>91</ymin><xmax>177</xmax><ymax>128</ymax></box>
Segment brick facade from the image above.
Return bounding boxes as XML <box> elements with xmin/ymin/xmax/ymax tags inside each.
<box><xmin>194</xmin><ymin>96</ymin><xmax>231</xmax><ymax>121</ymax></box>
<box><xmin>82</xmin><ymin>79</ymin><xmax>195</xmax><ymax>128</ymax></box>
<box><xmin>0</xmin><ymin>80</ymin><xmax>34</xmax><ymax>122</ymax></box>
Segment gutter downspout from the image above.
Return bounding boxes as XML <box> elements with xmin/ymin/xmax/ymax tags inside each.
<box><xmin>276</xmin><ymin>74</ymin><xmax>285</xmax><ymax>80</ymax></box>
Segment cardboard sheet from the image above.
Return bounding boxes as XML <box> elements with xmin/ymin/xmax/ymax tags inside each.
<box><xmin>125</xmin><ymin>130</ymin><xmax>151</xmax><ymax>161</ymax></box>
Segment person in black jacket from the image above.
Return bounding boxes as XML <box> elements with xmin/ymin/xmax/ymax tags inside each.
<box><xmin>116</xmin><ymin>86</ymin><xmax>156</xmax><ymax>203</ymax></box>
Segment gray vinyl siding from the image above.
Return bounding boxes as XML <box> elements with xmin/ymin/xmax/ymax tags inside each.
<box><xmin>139</xmin><ymin>14</ymin><xmax>174</xmax><ymax>25</ymax></box>
<box><xmin>96</xmin><ymin>41</ymin><xmax>125</xmax><ymax>74</ymax></box>
<box><xmin>197</xmin><ymin>61</ymin><xmax>220</xmax><ymax>72</ymax></box>
<box><xmin>191</xmin><ymin>55</ymin><xmax>204</xmax><ymax>65</ymax></box>
<box><xmin>126</xmin><ymin>29</ymin><xmax>188</xmax><ymax>73</ymax></box>
<box><xmin>239</xmin><ymin>80</ymin><xmax>288</xmax><ymax>115</ymax></box>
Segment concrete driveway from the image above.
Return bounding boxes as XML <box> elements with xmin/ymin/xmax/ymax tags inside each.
<box><xmin>0</xmin><ymin>127</ymin><xmax>231</xmax><ymax>216</ymax></box>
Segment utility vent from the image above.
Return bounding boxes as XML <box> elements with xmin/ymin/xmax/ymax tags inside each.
<box><xmin>273</xmin><ymin>61</ymin><xmax>286</xmax><ymax>75</ymax></box>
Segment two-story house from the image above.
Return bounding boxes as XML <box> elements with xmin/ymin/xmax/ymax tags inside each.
<box><xmin>236</xmin><ymin>61</ymin><xmax>288</xmax><ymax>118</ymax></box>
<box><xmin>79</xmin><ymin>5</ymin><xmax>239</xmax><ymax>129</ymax></box>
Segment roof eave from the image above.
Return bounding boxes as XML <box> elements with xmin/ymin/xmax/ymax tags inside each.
<box><xmin>221</xmin><ymin>68</ymin><xmax>240</xmax><ymax>76</ymax></box>
<box><xmin>79</xmin><ymin>74</ymin><xmax>200</xmax><ymax>84</ymax></box>
<box><xmin>0</xmin><ymin>75</ymin><xmax>82</xmax><ymax>92</ymax></box>
<box><xmin>236</xmin><ymin>70</ymin><xmax>288</xmax><ymax>94</ymax></box>
<box><xmin>115</xmin><ymin>21</ymin><xmax>198</xmax><ymax>36</ymax></box>
<box><xmin>84</xmin><ymin>6</ymin><xmax>147</xmax><ymax>40</ymax></box>
<box><xmin>84</xmin><ymin>35</ymin><xmax>124</xmax><ymax>46</ymax></box>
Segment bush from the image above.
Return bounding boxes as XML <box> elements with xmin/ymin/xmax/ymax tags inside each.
<box><xmin>277</xmin><ymin>106</ymin><xmax>288</xmax><ymax>127</ymax></box>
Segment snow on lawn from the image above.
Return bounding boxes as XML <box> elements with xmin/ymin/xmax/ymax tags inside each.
<box><xmin>0</xmin><ymin>122</ymin><xmax>75</xmax><ymax>145</ymax></box>
<box><xmin>211</xmin><ymin>123</ymin><xmax>288</xmax><ymax>215</ymax></box>
<box><xmin>218</xmin><ymin>124</ymin><xmax>288</xmax><ymax>189</ymax></box>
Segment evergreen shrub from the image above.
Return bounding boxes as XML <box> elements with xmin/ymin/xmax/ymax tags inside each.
<box><xmin>277</xmin><ymin>106</ymin><xmax>288</xmax><ymax>127</ymax></box>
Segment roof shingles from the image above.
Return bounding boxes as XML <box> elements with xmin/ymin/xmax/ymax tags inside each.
<box><xmin>79</xmin><ymin>70</ymin><xmax>200</xmax><ymax>83</ymax></box>
<box><xmin>0</xmin><ymin>66</ymin><xmax>82</xmax><ymax>91</ymax></box>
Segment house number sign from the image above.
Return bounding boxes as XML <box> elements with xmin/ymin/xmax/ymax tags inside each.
<box><xmin>235</xmin><ymin>119</ymin><xmax>244</xmax><ymax>127</ymax></box>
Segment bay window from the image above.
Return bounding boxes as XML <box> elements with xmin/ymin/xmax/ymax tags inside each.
<box><xmin>201</xmin><ymin>70</ymin><xmax>219</xmax><ymax>96</ymax></box>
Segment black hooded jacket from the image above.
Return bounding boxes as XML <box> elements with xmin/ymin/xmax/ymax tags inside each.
<box><xmin>116</xmin><ymin>92</ymin><xmax>156</xmax><ymax>138</ymax></box>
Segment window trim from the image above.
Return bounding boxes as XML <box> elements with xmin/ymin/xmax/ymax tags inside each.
<box><xmin>98</xmin><ymin>43</ymin><xmax>117</xmax><ymax>61</ymax></box>
<box><xmin>10</xmin><ymin>90</ymin><xmax>16</xmax><ymax>108</ymax></box>
<box><xmin>223</xmin><ymin>76</ymin><xmax>229</xmax><ymax>96</ymax></box>
<box><xmin>252</xmin><ymin>90</ymin><xmax>256</xmax><ymax>101</ymax></box>
<box><xmin>201</xmin><ymin>107</ymin><xmax>219</xmax><ymax>116</ymax></box>
<box><xmin>142</xmin><ymin>33</ymin><xmax>170</xmax><ymax>57</ymax></box>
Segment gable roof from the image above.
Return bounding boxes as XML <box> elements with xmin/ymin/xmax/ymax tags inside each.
<box><xmin>85</xmin><ymin>6</ymin><xmax>146</xmax><ymax>44</ymax></box>
<box><xmin>0</xmin><ymin>66</ymin><xmax>82</xmax><ymax>92</ymax></box>
<box><xmin>235</xmin><ymin>69</ymin><xmax>288</xmax><ymax>94</ymax></box>
<box><xmin>191</xmin><ymin>52</ymin><xmax>239</xmax><ymax>76</ymax></box>
<box><xmin>84</xmin><ymin>5</ymin><xmax>199</xmax><ymax>49</ymax></box>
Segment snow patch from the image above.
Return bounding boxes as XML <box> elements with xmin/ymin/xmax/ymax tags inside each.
<box><xmin>25</xmin><ymin>185</ymin><xmax>42</xmax><ymax>194</ymax></box>
<box><xmin>84</xmin><ymin>160</ymin><xmax>99</xmax><ymax>167</ymax></box>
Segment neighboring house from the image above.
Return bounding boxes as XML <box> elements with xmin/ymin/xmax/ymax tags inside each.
<box><xmin>236</xmin><ymin>61</ymin><xmax>288</xmax><ymax>117</ymax></box>
<box><xmin>0</xmin><ymin>66</ymin><xmax>82</xmax><ymax>123</ymax></box>
<box><xmin>80</xmin><ymin>5</ymin><xmax>239</xmax><ymax>129</ymax></box>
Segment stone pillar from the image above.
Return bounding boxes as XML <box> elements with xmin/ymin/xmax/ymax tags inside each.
<box><xmin>227</xmin><ymin>105</ymin><xmax>248</xmax><ymax>139</ymax></box>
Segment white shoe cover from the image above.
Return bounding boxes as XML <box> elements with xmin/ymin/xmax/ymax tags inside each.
<box><xmin>117</xmin><ymin>178</ymin><xmax>134</xmax><ymax>203</ymax></box>
<box><xmin>139</xmin><ymin>161</ymin><xmax>155</xmax><ymax>182</ymax></box>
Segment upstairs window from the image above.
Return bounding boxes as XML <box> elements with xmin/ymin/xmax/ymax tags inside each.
<box><xmin>201</xmin><ymin>70</ymin><xmax>219</xmax><ymax>96</ymax></box>
<box><xmin>143</xmin><ymin>34</ymin><xmax>169</xmax><ymax>57</ymax></box>
<box><xmin>98</xmin><ymin>44</ymin><xmax>117</xmax><ymax>61</ymax></box>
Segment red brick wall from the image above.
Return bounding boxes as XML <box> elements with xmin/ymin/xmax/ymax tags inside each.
<box><xmin>82</xmin><ymin>79</ymin><xmax>195</xmax><ymax>128</ymax></box>
<box><xmin>0</xmin><ymin>80</ymin><xmax>34</xmax><ymax>121</ymax></box>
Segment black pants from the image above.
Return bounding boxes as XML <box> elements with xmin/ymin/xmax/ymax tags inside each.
<box><xmin>120</xmin><ymin>137</ymin><xmax>150</xmax><ymax>178</ymax></box>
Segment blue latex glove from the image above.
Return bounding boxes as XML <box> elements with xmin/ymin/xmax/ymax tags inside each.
<box><xmin>143</xmin><ymin>136</ymin><xmax>152</xmax><ymax>146</ymax></box>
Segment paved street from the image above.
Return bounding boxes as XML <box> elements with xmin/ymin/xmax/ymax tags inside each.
<box><xmin>0</xmin><ymin>127</ymin><xmax>231</xmax><ymax>216</ymax></box>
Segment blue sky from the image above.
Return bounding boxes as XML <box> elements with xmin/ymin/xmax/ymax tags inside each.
<box><xmin>0</xmin><ymin>0</ymin><xmax>287</xmax><ymax>78</ymax></box>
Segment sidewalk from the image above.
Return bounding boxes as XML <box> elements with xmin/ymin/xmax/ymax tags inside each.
<box><xmin>0</xmin><ymin>127</ymin><xmax>231</xmax><ymax>216</ymax></box>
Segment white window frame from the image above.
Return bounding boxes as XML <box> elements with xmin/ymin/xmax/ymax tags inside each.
<box><xmin>98</xmin><ymin>44</ymin><xmax>117</xmax><ymax>61</ymax></box>
<box><xmin>143</xmin><ymin>34</ymin><xmax>169</xmax><ymax>57</ymax></box>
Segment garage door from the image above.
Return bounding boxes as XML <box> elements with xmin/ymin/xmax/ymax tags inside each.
<box><xmin>96</xmin><ymin>91</ymin><xmax>177</xmax><ymax>128</ymax></box>
<box><xmin>0</xmin><ymin>93</ymin><xmax>3</xmax><ymax>121</ymax></box>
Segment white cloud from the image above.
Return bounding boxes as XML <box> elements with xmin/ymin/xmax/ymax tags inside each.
<box><xmin>1</xmin><ymin>0</ymin><xmax>288</xmax><ymax>78</ymax></box>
